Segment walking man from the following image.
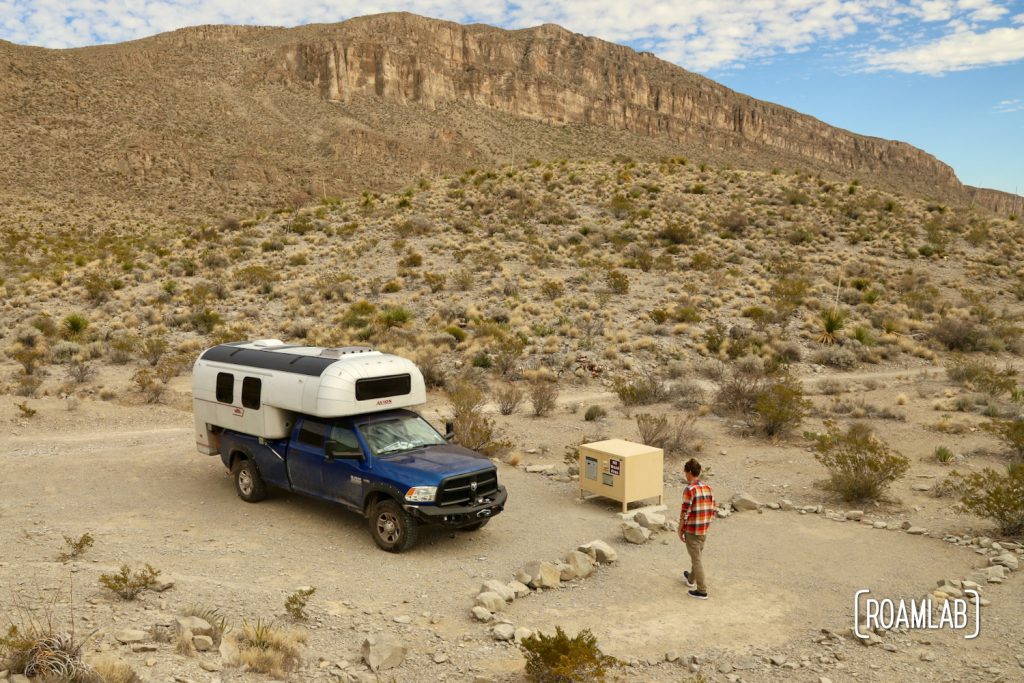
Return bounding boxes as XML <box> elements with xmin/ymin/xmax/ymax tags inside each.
<box><xmin>679</xmin><ymin>458</ymin><xmax>715</xmax><ymax>599</ymax></box>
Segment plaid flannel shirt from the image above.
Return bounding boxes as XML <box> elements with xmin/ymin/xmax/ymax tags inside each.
<box><xmin>679</xmin><ymin>479</ymin><xmax>716</xmax><ymax>536</ymax></box>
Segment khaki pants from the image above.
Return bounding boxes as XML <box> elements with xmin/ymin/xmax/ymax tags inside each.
<box><xmin>684</xmin><ymin>532</ymin><xmax>707</xmax><ymax>592</ymax></box>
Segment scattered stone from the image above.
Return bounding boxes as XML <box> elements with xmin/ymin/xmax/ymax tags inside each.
<box><xmin>513</xmin><ymin>627</ymin><xmax>533</xmax><ymax>643</ymax></box>
<box><xmin>153</xmin><ymin>579</ymin><xmax>175</xmax><ymax>593</ymax></box>
<box><xmin>730</xmin><ymin>493</ymin><xmax>761</xmax><ymax>511</ymax></box>
<box><xmin>912</xmin><ymin>483</ymin><xmax>931</xmax><ymax>491</ymax></box>
<box><xmin>193</xmin><ymin>635</ymin><xmax>214</xmax><ymax>651</ymax></box>
<box><xmin>219</xmin><ymin>637</ymin><xmax>240</xmax><ymax>666</ymax></box>
<box><xmin>145</xmin><ymin>658</ymin><xmax>156</xmax><ymax>667</ymax></box>
<box><xmin>920</xmin><ymin>652</ymin><xmax>936</xmax><ymax>662</ymax></box>
<box><xmin>779</xmin><ymin>499</ymin><xmax>795</xmax><ymax>511</ymax></box>
<box><xmin>361</xmin><ymin>637</ymin><xmax>407</xmax><ymax>672</ymax></box>
<box><xmin>393</xmin><ymin>615</ymin><xmax>412</xmax><ymax>624</ymax></box>
<box><xmin>199</xmin><ymin>660</ymin><xmax>222</xmax><ymax>672</ymax></box>
<box><xmin>845</xmin><ymin>510</ymin><xmax>864</xmax><ymax>521</ymax></box>
<box><xmin>557</xmin><ymin>562</ymin><xmax>577</xmax><ymax>581</ymax></box>
<box><xmin>471</xmin><ymin>606</ymin><xmax>493</xmax><ymax>622</ymax></box>
<box><xmin>882</xmin><ymin>643</ymin><xmax>898</xmax><ymax>652</ymax></box>
<box><xmin>621</xmin><ymin>521</ymin><xmax>651</xmax><ymax>544</ymax></box>
<box><xmin>175</xmin><ymin>616</ymin><xmax>214</xmax><ymax>638</ymax></box>
<box><xmin>10</xmin><ymin>676</ymin><xmax>29</xmax><ymax>683</ymax></box>
<box><xmin>820</xmin><ymin>678</ymin><xmax>834</xmax><ymax>683</ymax></box>
<box><xmin>480</xmin><ymin>579</ymin><xmax>515</xmax><ymax>602</ymax></box>
<box><xmin>992</xmin><ymin>553</ymin><xmax>1019</xmax><ymax>571</ymax></box>
<box><xmin>577</xmin><ymin>540</ymin><xmax>617</xmax><ymax>563</ymax></box>
<box><xmin>615</xmin><ymin>504</ymin><xmax>667</xmax><ymax>521</ymax></box>
<box><xmin>433</xmin><ymin>652</ymin><xmax>448</xmax><ymax>664</ymax></box>
<box><xmin>900</xmin><ymin>521</ymin><xmax>912</xmax><ymax>530</ymax></box>
<box><xmin>634</xmin><ymin>510</ymin><xmax>667</xmax><ymax>529</ymax></box>
<box><xmin>873</xmin><ymin>521</ymin><xmax>888</xmax><ymax>529</ymax></box>
<box><xmin>717</xmin><ymin>662</ymin><xmax>734</xmax><ymax>674</ymax></box>
<box><xmin>770</xmin><ymin>655</ymin><xmax>787</xmax><ymax>666</ymax></box>
<box><xmin>766</xmin><ymin>502</ymin><xmax>780</xmax><ymax>510</ymax></box>
<box><xmin>525</xmin><ymin>465</ymin><xmax>554</xmax><ymax>473</ymax></box>
<box><xmin>475</xmin><ymin>592</ymin><xmax>506</xmax><ymax>613</ymax></box>
<box><xmin>563</xmin><ymin>550</ymin><xmax>596</xmax><ymax>579</ymax></box>
<box><xmin>906</xmin><ymin>526</ymin><xmax>927</xmax><ymax>535</ymax></box>
<box><xmin>665</xmin><ymin>650</ymin><xmax>680</xmax><ymax>662</ymax></box>
<box><xmin>717</xmin><ymin>508</ymin><xmax>731</xmax><ymax>519</ymax></box>
<box><xmin>508</xmin><ymin>580</ymin><xmax>531</xmax><ymax>598</ymax></box>
<box><xmin>515</xmin><ymin>561</ymin><xmax>562</xmax><ymax>589</ymax></box>
<box><xmin>733</xmin><ymin>655</ymin><xmax>758</xmax><ymax>670</ymax></box>
<box><xmin>492</xmin><ymin>623</ymin><xmax>516</xmax><ymax>641</ymax></box>
<box><xmin>114</xmin><ymin>629</ymin><xmax>147</xmax><ymax>644</ymax></box>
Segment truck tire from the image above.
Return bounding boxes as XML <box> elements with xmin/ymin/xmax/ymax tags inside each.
<box><xmin>369</xmin><ymin>499</ymin><xmax>419</xmax><ymax>553</ymax></box>
<box><xmin>460</xmin><ymin>518</ymin><xmax>490</xmax><ymax>531</ymax></box>
<box><xmin>232</xmin><ymin>458</ymin><xmax>267</xmax><ymax>503</ymax></box>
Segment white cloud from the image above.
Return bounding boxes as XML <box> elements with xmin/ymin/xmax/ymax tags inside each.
<box><xmin>995</xmin><ymin>98</ymin><xmax>1024</xmax><ymax>112</ymax></box>
<box><xmin>865</xmin><ymin>25</ymin><xmax>1024</xmax><ymax>73</ymax></box>
<box><xmin>0</xmin><ymin>0</ymin><xmax>1021</xmax><ymax>75</ymax></box>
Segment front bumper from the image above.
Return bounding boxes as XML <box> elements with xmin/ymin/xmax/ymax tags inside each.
<box><xmin>405</xmin><ymin>485</ymin><xmax>508</xmax><ymax>528</ymax></box>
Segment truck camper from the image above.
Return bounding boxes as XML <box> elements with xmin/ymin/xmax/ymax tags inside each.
<box><xmin>192</xmin><ymin>339</ymin><xmax>507</xmax><ymax>552</ymax></box>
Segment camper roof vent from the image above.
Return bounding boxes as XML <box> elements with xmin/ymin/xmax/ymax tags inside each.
<box><xmin>319</xmin><ymin>346</ymin><xmax>374</xmax><ymax>358</ymax></box>
<box><xmin>250</xmin><ymin>339</ymin><xmax>285</xmax><ymax>348</ymax></box>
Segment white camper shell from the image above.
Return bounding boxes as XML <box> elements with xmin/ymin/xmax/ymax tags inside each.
<box><xmin>192</xmin><ymin>339</ymin><xmax>427</xmax><ymax>454</ymax></box>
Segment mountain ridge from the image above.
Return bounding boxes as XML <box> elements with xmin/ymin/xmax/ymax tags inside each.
<box><xmin>1</xmin><ymin>12</ymin><xmax>1019</xmax><ymax>217</ymax></box>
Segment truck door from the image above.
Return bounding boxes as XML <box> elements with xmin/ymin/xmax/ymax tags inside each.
<box><xmin>321</xmin><ymin>422</ymin><xmax>369</xmax><ymax>507</ymax></box>
<box><xmin>288</xmin><ymin>418</ymin><xmax>329</xmax><ymax>496</ymax></box>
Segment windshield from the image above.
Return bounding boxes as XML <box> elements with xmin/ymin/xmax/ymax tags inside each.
<box><xmin>357</xmin><ymin>414</ymin><xmax>446</xmax><ymax>456</ymax></box>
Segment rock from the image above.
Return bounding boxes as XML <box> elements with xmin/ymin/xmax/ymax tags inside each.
<box><xmin>992</xmin><ymin>553</ymin><xmax>1019</xmax><ymax>570</ymax></box>
<box><xmin>508</xmin><ymin>580</ymin><xmax>531</xmax><ymax>598</ymax></box>
<box><xmin>361</xmin><ymin>637</ymin><xmax>407</xmax><ymax>672</ymax></box>
<box><xmin>471</xmin><ymin>606</ymin><xmax>493</xmax><ymax>622</ymax></box>
<box><xmin>883</xmin><ymin>643</ymin><xmax>898</xmax><ymax>652</ymax></box>
<box><xmin>766</xmin><ymin>502</ymin><xmax>780</xmax><ymax>510</ymax></box>
<box><xmin>717</xmin><ymin>508</ymin><xmax>731</xmax><ymax>518</ymax></box>
<box><xmin>176</xmin><ymin>616</ymin><xmax>215</xmax><ymax>638</ymax></box>
<box><xmin>615</xmin><ymin>504</ymin><xmax>667</xmax><ymax>521</ymax></box>
<box><xmin>845</xmin><ymin>510</ymin><xmax>864</xmax><ymax>521</ymax></box>
<box><xmin>492</xmin><ymin>623</ymin><xmax>516</xmax><ymax>641</ymax></box>
<box><xmin>525</xmin><ymin>464</ymin><xmax>553</xmax><ymax>473</ymax></box>
<box><xmin>153</xmin><ymin>579</ymin><xmax>175</xmax><ymax>592</ymax></box>
<box><xmin>219</xmin><ymin>636</ymin><xmax>240</xmax><ymax>665</ymax></box>
<box><xmin>577</xmin><ymin>540</ymin><xmax>617</xmax><ymax>563</ymax></box>
<box><xmin>920</xmin><ymin>652</ymin><xmax>936</xmax><ymax>662</ymax></box>
<box><xmin>433</xmin><ymin>652</ymin><xmax>448</xmax><ymax>664</ymax></box>
<box><xmin>730</xmin><ymin>493</ymin><xmax>761</xmax><ymax>511</ymax></box>
<box><xmin>393</xmin><ymin>615</ymin><xmax>412</xmax><ymax>624</ymax></box>
<box><xmin>621</xmin><ymin>521</ymin><xmax>651</xmax><ymax>544</ymax></box>
<box><xmin>199</xmin><ymin>660</ymin><xmax>222</xmax><ymax>672</ymax></box>
<box><xmin>475</xmin><ymin>592</ymin><xmax>506</xmax><ymax>613</ymax></box>
<box><xmin>665</xmin><ymin>650</ymin><xmax>680</xmax><ymax>662</ymax></box>
<box><xmin>770</xmin><ymin>654</ymin><xmax>787</xmax><ymax>666</ymax></box>
<box><xmin>145</xmin><ymin>658</ymin><xmax>156</xmax><ymax>667</ymax></box>
<box><xmin>10</xmin><ymin>677</ymin><xmax>29</xmax><ymax>683</ymax></box>
<box><xmin>873</xmin><ymin>521</ymin><xmax>888</xmax><ymax>529</ymax></box>
<box><xmin>513</xmin><ymin>627</ymin><xmax>533</xmax><ymax>643</ymax></box>
<box><xmin>906</xmin><ymin>526</ymin><xmax>927</xmax><ymax>535</ymax></box>
<box><xmin>634</xmin><ymin>510</ymin><xmax>667</xmax><ymax>529</ymax></box>
<box><xmin>193</xmin><ymin>635</ymin><xmax>214</xmax><ymax>651</ymax></box>
<box><xmin>480</xmin><ymin>579</ymin><xmax>515</xmax><ymax>602</ymax></box>
<box><xmin>779</xmin><ymin>499</ymin><xmax>795</xmax><ymax>511</ymax></box>
<box><xmin>900</xmin><ymin>520</ymin><xmax>912</xmax><ymax>530</ymax></box>
<box><xmin>516</xmin><ymin>561</ymin><xmax>562</xmax><ymax>589</ymax></box>
<box><xmin>558</xmin><ymin>562</ymin><xmax>577</xmax><ymax>581</ymax></box>
<box><xmin>114</xmin><ymin>629</ymin><xmax>147</xmax><ymax>644</ymax></box>
<box><xmin>717</xmin><ymin>662</ymin><xmax>734</xmax><ymax>674</ymax></box>
<box><xmin>912</xmin><ymin>483</ymin><xmax>931</xmax><ymax>491</ymax></box>
<box><xmin>820</xmin><ymin>678</ymin><xmax>834</xmax><ymax>683</ymax></box>
<box><xmin>733</xmin><ymin>655</ymin><xmax>757</xmax><ymax>670</ymax></box>
<box><xmin>130</xmin><ymin>644</ymin><xmax>156</xmax><ymax>652</ymax></box>
<box><xmin>563</xmin><ymin>550</ymin><xmax>596</xmax><ymax>579</ymax></box>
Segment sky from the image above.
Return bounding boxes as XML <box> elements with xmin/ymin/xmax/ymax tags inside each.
<box><xmin>1</xmin><ymin>1</ymin><xmax>1022</xmax><ymax>195</ymax></box>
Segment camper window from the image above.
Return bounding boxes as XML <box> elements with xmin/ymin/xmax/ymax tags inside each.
<box><xmin>355</xmin><ymin>374</ymin><xmax>411</xmax><ymax>401</ymax></box>
<box><xmin>241</xmin><ymin>377</ymin><xmax>262</xmax><ymax>409</ymax></box>
<box><xmin>216</xmin><ymin>372</ymin><xmax>234</xmax><ymax>403</ymax></box>
<box><xmin>297</xmin><ymin>419</ymin><xmax>328</xmax><ymax>447</ymax></box>
<box><xmin>327</xmin><ymin>425</ymin><xmax>361</xmax><ymax>456</ymax></box>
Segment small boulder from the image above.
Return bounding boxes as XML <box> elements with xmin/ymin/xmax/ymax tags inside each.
<box><xmin>563</xmin><ymin>550</ymin><xmax>596</xmax><ymax>579</ymax></box>
<box><xmin>845</xmin><ymin>510</ymin><xmax>864</xmax><ymax>521</ymax></box>
<box><xmin>906</xmin><ymin>527</ymin><xmax>927</xmax><ymax>535</ymax></box>
<box><xmin>730</xmin><ymin>493</ymin><xmax>761</xmax><ymax>511</ymax></box>
<box><xmin>175</xmin><ymin>616</ymin><xmax>214</xmax><ymax>638</ymax></box>
<box><xmin>492</xmin><ymin>623</ymin><xmax>516</xmax><ymax>641</ymax></box>
<box><xmin>634</xmin><ymin>510</ymin><xmax>667</xmax><ymax>529</ymax></box>
<box><xmin>516</xmin><ymin>561</ymin><xmax>561</xmax><ymax>589</ymax></box>
<box><xmin>513</xmin><ymin>627</ymin><xmax>533</xmax><ymax>643</ymax></box>
<box><xmin>480</xmin><ymin>579</ymin><xmax>515</xmax><ymax>602</ymax></box>
<box><xmin>114</xmin><ymin>630</ymin><xmax>147</xmax><ymax>644</ymax></box>
<box><xmin>577</xmin><ymin>540</ymin><xmax>617</xmax><ymax>563</ymax></box>
<box><xmin>622</xmin><ymin>521</ymin><xmax>651</xmax><ymax>544</ymax></box>
<box><xmin>557</xmin><ymin>563</ymin><xmax>577</xmax><ymax>581</ymax></box>
<box><xmin>475</xmin><ymin>592</ymin><xmax>506</xmax><ymax>613</ymax></box>
<box><xmin>471</xmin><ymin>606</ymin><xmax>493</xmax><ymax>622</ymax></box>
<box><xmin>779</xmin><ymin>499</ymin><xmax>795</xmax><ymax>511</ymax></box>
<box><xmin>508</xmin><ymin>580</ymin><xmax>531</xmax><ymax>598</ymax></box>
<box><xmin>361</xmin><ymin>637</ymin><xmax>407</xmax><ymax>672</ymax></box>
<box><xmin>193</xmin><ymin>635</ymin><xmax>214</xmax><ymax>652</ymax></box>
<box><xmin>219</xmin><ymin>636</ymin><xmax>240</xmax><ymax>666</ymax></box>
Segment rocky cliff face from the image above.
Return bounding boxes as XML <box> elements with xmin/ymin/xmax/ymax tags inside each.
<box><xmin>0</xmin><ymin>13</ymin><xmax>1016</xmax><ymax>216</ymax></box>
<box><xmin>266</xmin><ymin>14</ymin><xmax>971</xmax><ymax>202</ymax></box>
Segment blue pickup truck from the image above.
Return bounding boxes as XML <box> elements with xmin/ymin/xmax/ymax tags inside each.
<box><xmin>192</xmin><ymin>341</ymin><xmax>507</xmax><ymax>552</ymax></box>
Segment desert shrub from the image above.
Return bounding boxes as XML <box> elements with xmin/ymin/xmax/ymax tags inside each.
<box><xmin>236</xmin><ymin>619</ymin><xmax>307</xmax><ymax>678</ymax></box>
<box><xmin>9</xmin><ymin>344</ymin><xmax>49</xmax><ymax>375</ymax></box>
<box><xmin>584</xmin><ymin>405</ymin><xmax>606</xmax><ymax>421</ymax></box>
<box><xmin>445</xmin><ymin>325</ymin><xmax>467</xmax><ymax>343</ymax></box>
<box><xmin>377</xmin><ymin>306</ymin><xmax>412</xmax><ymax>329</ymax></box>
<box><xmin>0</xmin><ymin>626</ymin><xmax>91</xmax><ymax>681</ymax></box>
<box><xmin>527</xmin><ymin>372</ymin><xmax>559</xmax><ymax>417</ymax></box>
<box><xmin>813</xmin><ymin>421</ymin><xmax>909</xmax><ymax>502</ymax></box>
<box><xmin>540</xmin><ymin>279</ymin><xmax>565</xmax><ymax>300</ymax></box>
<box><xmin>61</xmin><ymin>314</ymin><xmax>89</xmax><ymax>340</ymax></box>
<box><xmin>635</xmin><ymin>413</ymin><xmax>699</xmax><ymax>457</ymax></box>
<box><xmin>495</xmin><ymin>383</ymin><xmax>524</xmax><ymax>416</ymax></box>
<box><xmin>132</xmin><ymin>368</ymin><xmax>167</xmax><ymax>404</ymax></box>
<box><xmin>107</xmin><ymin>332</ymin><xmax>137</xmax><ymax>364</ymax></box>
<box><xmin>754</xmin><ymin>374</ymin><xmax>810</xmax><ymax>438</ymax></box>
<box><xmin>714</xmin><ymin>370</ymin><xmax>768</xmax><ymax>416</ymax></box>
<box><xmin>447</xmin><ymin>381</ymin><xmax>511</xmax><ymax>458</ymax></box>
<box><xmin>931</xmin><ymin>317</ymin><xmax>983</xmax><ymax>351</ymax></box>
<box><xmin>492</xmin><ymin>336</ymin><xmax>526</xmax><ymax>376</ymax></box>
<box><xmin>423</xmin><ymin>272</ymin><xmax>446</xmax><ymax>292</ymax></box>
<box><xmin>981</xmin><ymin>418</ymin><xmax>1024</xmax><ymax>460</ymax></box>
<box><xmin>605</xmin><ymin>270</ymin><xmax>629</xmax><ymax>295</ymax></box>
<box><xmin>951</xmin><ymin>462</ymin><xmax>1024</xmax><ymax>536</ymax></box>
<box><xmin>414</xmin><ymin>348</ymin><xmax>446</xmax><ymax>389</ymax></box>
<box><xmin>934</xmin><ymin>446</ymin><xmax>955</xmax><ymax>464</ymax></box>
<box><xmin>471</xmin><ymin>350</ymin><xmax>493</xmax><ymax>368</ymax></box>
<box><xmin>945</xmin><ymin>355</ymin><xmax>1015</xmax><ymax>397</ymax></box>
<box><xmin>613</xmin><ymin>370</ymin><xmax>667</xmax><ymax>406</ymax></box>
<box><xmin>810</xmin><ymin>346</ymin><xmax>859</xmax><ymax>369</ymax></box>
<box><xmin>284</xmin><ymin>587</ymin><xmax>316</xmax><ymax>621</ymax></box>
<box><xmin>816</xmin><ymin>309</ymin><xmax>844</xmax><ymax>345</ymax></box>
<box><xmin>66</xmin><ymin>358</ymin><xmax>96</xmax><ymax>384</ymax></box>
<box><xmin>57</xmin><ymin>533</ymin><xmax>94</xmax><ymax>563</ymax></box>
<box><xmin>190</xmin><ymin>309</ymin><xmax>222</xmax><ymax>333</ymax></box>
<box><xmin>521</xmin><ymin>626</ymin><xmax>615</xmax><ymax>683</ymax></box>
<box><xmin>90</xmin><ymin>654</ymin><xmax>140</xmax><ymax>683</ymax></box>
<box><xmin>99</xmin><ymin>564</ymin><xmax>161</xmax><ymax>600</ymax></box>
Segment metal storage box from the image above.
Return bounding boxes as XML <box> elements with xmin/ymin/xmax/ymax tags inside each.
<box><xmin>578</xmin><ymin>439</ymin><xmax>664</xmax><ymax>512</ymax></box>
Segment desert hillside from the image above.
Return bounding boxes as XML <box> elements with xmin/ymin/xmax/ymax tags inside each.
<box><xmin>1</xmin><ymin>13</ymin><xmax>1020</xmax><ymax>218</ymax></box>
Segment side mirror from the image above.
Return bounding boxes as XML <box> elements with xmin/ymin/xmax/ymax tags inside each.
<box><xmin>444</xmin><ymin>421</ymin><xmax>455</xmax><ymax>442</ymax></box>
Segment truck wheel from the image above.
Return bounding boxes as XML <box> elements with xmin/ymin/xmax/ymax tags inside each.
<box><xmin>460</xmin><ymin>518</ymin><xmax>490</xmax><ymax>531</ymax></box>
<box><xmin>369</xmin><ymin>499</ymin><xmax>418</xmax><ymax>553</ymax></box>
<box><xmin>232</xmin><ymin>458</ymin><xmax>267</xmax><ymax>503</ymax></box>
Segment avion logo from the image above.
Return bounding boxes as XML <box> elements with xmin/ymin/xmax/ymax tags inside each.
<box><xmin>376</xmin><ymin>399</ymin><xmax>393</xmax><ymax>406</ymax></box>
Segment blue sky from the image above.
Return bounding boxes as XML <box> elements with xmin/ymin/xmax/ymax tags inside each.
<box><xmin>1</xmin><ymin>1</ymin><xmax>1021</xmax><ymax>195</ymax></box>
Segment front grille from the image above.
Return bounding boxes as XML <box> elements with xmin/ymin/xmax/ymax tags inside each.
<box><xmin>437</xmin><ymin>469</ymin><xmax>499</xmax><ymax>506</ymax></box>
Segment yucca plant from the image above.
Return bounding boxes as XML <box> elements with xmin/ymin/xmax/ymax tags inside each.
<box><xmin>816</xmin><ymin>308</ymin><xmax>845</xmax><ymax>345</ymax></box>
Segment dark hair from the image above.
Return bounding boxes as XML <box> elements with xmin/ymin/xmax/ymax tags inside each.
<box><xmin>684</xmin><ymin>458</ymin><xmax>702</xmax><ymax>477</ymax></box>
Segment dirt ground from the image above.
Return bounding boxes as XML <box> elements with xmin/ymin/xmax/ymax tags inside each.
<box><xmin>2</xmin><ymin>364</ymin><xmax>1023</xmax><ymax>682</ymax></box>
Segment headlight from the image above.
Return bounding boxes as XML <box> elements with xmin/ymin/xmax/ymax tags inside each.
<box><xmin>404</xmin><ymin>486</ymin><xmax>437</xmax><ymax>503</ymax></box>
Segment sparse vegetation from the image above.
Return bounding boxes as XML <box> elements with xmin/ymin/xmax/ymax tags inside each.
<box><xmin>57</xmin><ymin>533</ymin><xmax>94</xmax><ymax>563</ymax></box>
<box><xmin>284</xmin><ymin>587</ymin><xmax>316</xmax><ymax>621</ymax></box>
<box><xmin>813</xmin><ymin>421</ymin><xmax>909</xmax><ymax>502</ymax></box>
<box><xmin>99</xmin><ymin>564</ymin><xmax>161</xmax><ymax>600</ymax></box>
<box><xmin>520</xmin><ymin>626</ymin><xmax>615</xmax><ymax>683</ymax></box>
<box><xmin>235</xmin><ymin>619</ymin><xmax>307</xmax><ymax>678</ymax></box>
<box><xmin>951</xmin><ymin>462</ymin><xmax>1024</xmax><ymax>536</ymax></box>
